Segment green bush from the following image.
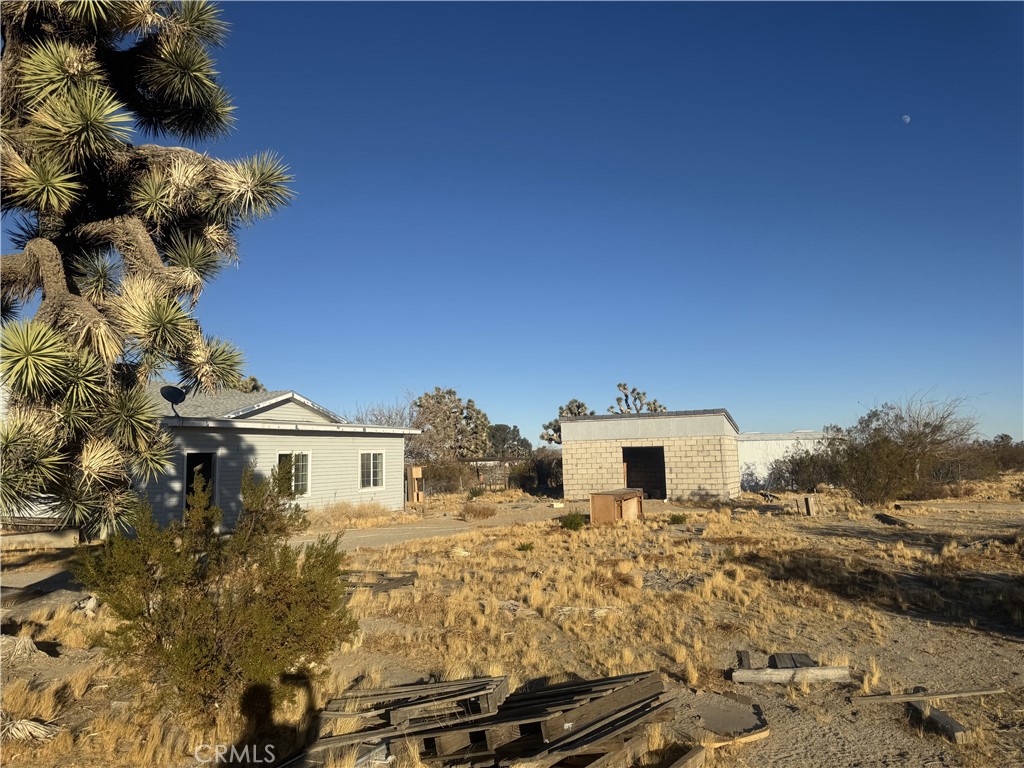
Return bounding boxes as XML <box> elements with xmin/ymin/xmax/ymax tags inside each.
<box><xmin>767</xmin><ymin>448</ymin><xmax>842</xmax><ymax>493</ymax></box>
<box><xmin>559</xmin><ymin>512</ymin><xmax>586</xmax><ymax>531</ymax></box>
<box><xmin>467</xmin><ymin>486</ymin><xmax>486</xmax><ymax>499</ymax></box>
<box><xmin>516</xmin><ymin>542</ymin><xmax>534</xmax><ymax>552</ymax></box>
<box><xmin>73</xmin><ymin>466</ymin><xmax>355</xmax><ymax>721</ymax></box>
<box><xmin>668</xmin><ymin>513</ymin><xmax>688</xmax><ymax>525</ymax></box>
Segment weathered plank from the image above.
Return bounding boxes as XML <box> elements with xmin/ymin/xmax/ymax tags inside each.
<box><xmin>737</xmin><ymin>651</ymin><xmax>751</xmax><ymax>670</ymax></box>
<box><xmin>874</xmin><ymin>513</ymin><xmax>913</xmax><ymax>528</ymax></box>
<box><xmin>329</xmin><ymin>677</ymin><xmax>506</xmax><ymax>704</ymax></box>
<box><xmin>908</xmin><ymin>700</ymin><xmax>972</xmax><ymax>744</ymax></box>
<box><xmin>540</xmin><ymin>691</ymin><xmax>680</xmax><ymax>758</ymax></box>
<box><xmin>577</xmin><ymin>731</ymin><xmax>651</xmax><ymax>768</ymax></box>
<box><xmin>700</xmin><ymin>725</ymin><xmax>771</xmax><ymax>749</ymax></box>
<box><xmin>732</xmin><ymin>666</ymin><xmax>850</xmax><ymax>685</ymax></box>
<box><xmin>791</xmin><ymin>654</ymin><xmax>817</xmax><ymax>668</ymax></box>
<box><xmin>434</xmin><ymin>730</ymin><xmax>473</xmax><ymax>755</ymax></box>
<box><xmin>484</xmin><ymin>723</ymin><xmax>520</xmax><ymax>751</ymax></box>
<box><xmin>370</xmin><ymin>573</ymin><xmax>417</xmax><ymax>594</ymax></box>
<box><xmin>771</xmin><ymin>654</ymin><xmax>795</xmax><ymax>669</ymax></box>
<box><xmin>853</xmin><ymin>687</ymin><xmax>1005</xmax><ymax>705</ymax></box>
<box><xmin>667</xmin><ymin>746</ymin><xmax>706</xmax><ymax>768</ymax></box>
<box><xmin>541</xmin><ymin>673</ymin><xmax>664</xmax><ymax>742</ymax></box>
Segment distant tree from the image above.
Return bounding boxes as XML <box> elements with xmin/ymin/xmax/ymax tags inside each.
<box><xmin>488</xmin><ymin>424</ymin><xmax>532</xmax><ymax>458</ymax></box>
<box><xmin>607</xmin><ymin>383</ymin><xmax>667</xmax><ymax>414</ymax></box>
<box><xmin>835</xmin><ymin>396</ymin><xmax>977</xmax><ymax>504</ymax></box>
<box><xmin>0</xmin><ymin>1</ymin><xmax>293</xmax><ymax>537</ymax></box>
<box><xmin>540</xmin><ymin>399</ymin><xmax>594</xmax><ymax>445</ymax></box>
<box><xmin>236</xmin><ymin>375</ymin><xmax>268</xmax><ymax>393</ymax></box>
<box><xmin>409</xmin><ymin>387</ymin><xmax>491</xmax><ymax>463</ymax></box>
<box><xmin>988</xmin><ymin>433</ymin><xmax>1024</xmax><ymax>471</ymax></box>
<box><xmin>533</xmin><ymin>447</ymin><xmax>564</xmax><ymax>492</ymax></box>
<box><xmin>344</xmin><ymin>393</ymin><xmax>416</xmax><ymax>428</ymax></box>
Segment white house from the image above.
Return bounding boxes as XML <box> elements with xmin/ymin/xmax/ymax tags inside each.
<box><xmin>139</xmin><ymin>384</ymin><xmax>418</xmax><ymax>527</ymax></box>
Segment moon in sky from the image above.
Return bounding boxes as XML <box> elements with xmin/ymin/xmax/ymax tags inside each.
<box><xmin>902</xmin><ymin>115</ymin><xmax>911</xmax><ymax>124</ymax></box>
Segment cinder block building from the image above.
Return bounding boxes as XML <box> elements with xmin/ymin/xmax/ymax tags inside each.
<box><xmin>560</xmin><ymin>410</ymin><xmax>742</xmax><ymax>501</ymax></box>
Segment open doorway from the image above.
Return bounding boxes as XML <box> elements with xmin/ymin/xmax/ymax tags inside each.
<box><xmin>622</xmin><ymin>447</ymin><xmax>666</xmax><ymax>499</ymax></box>
<box><xmin>184</xmin><ymin>452</ymin><xmax>216</xmax><ymax>509</ymax></box>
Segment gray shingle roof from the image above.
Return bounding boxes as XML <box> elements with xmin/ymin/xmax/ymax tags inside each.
<box><xmin>146</xmin><ymin>382</ymin><xmax>338</xmax><ymax>421</ymax></box>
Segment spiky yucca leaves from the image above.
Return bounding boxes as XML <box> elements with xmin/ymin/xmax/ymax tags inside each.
<box><xmin>0</xmin><ymin>1</ymin><xmax>293</xmax><ymax>534</ymax></box>
<box><xmin>0</xmin><ymin>322</ymin><xmax>169</xmax><ymax>537</ymax></box>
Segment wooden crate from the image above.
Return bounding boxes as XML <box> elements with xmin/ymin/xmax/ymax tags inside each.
<box><xmin>590</xmin><ymin>489</ymin><xmax>644</xmax><ymax>526</ymax></box>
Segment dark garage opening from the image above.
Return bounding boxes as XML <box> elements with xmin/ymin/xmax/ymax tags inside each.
<box><xmin>622</xmin><ymin>447</ymin><xmax>666</xmax><ymax>499</ymax></box>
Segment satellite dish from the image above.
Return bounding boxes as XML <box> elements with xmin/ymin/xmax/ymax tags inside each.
<box><xmin>160</xmin><ymin>385</ymin><xmax>187</xmax><ymax>416</ymax></box>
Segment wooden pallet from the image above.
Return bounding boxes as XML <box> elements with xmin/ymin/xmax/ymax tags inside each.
<box><xmin>299</xmin><ymin>672</ymin><xmax>677</xmax><ymax>767</ymax></box>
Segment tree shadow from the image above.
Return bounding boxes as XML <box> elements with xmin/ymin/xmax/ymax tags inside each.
<box><xmin>738</xmin><ymin>546</ymin><xmax>1024</xmax><ymax>638</ymax></box>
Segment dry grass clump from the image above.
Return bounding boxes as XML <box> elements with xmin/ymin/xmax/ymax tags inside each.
<box><xmin>1</xmin><ymin>678</ymin><xmax>62</xmax><ymax>721</ymax></box>
<box><xmin>461</xmin><ymin>502</ymin><xmax>498</xmax><ymax>520</ymax></box>
<box><xmin>34</xmin><ymin>603</ymin><xmax>121</xmax><ymax>649</ymax></box>
<box><xmin>0</xmin><ymin>546</ymin><xmax>77</xmax><ymax>573</ymax></box>
<box><xmin>306</xmin><ymin>501</ymin><xmax>420</xmax><ymax>531</ymax></box>
<box><xmin>943</xmin><ymin>470</ymin><xmax>1024</xmax><ymax>502</ymax></box>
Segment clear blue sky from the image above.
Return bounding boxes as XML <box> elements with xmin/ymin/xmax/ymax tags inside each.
<box><xmin>21</xmin><ymin>2</ymin><xmax>1024</xmax><ymax>441</ymax></box>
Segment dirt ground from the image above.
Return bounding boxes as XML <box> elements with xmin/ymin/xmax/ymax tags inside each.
<box><xmin>2</xmin><ymin>480</ymin><xmax>1023</xmax><ymax>767</ymax></box>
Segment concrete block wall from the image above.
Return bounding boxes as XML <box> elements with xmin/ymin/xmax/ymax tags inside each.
<box><xmin>563</xmin><ymin>436</ymin><xmax>741</xmax><ymax>501</ymax></box>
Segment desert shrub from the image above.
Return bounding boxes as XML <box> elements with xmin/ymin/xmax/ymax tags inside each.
<box><xmin>516</xmin><ymin>542</ymin><xmax>534</xmax><ymax>552</ymax></box>
<box><xmin>668</xmin><ymin>513</ymin><xmax>688</xmax><ymax>525</ymax></box>
<box><xmin>559</xmin><ymin>512</ymin><xmax>586</xmax><ymax>531</ymax></box>
<box><xmin>73</xmin><ymin>467</ymin><xmax>355</xmax><ymax>721</ymax></box>
<box><xmin>533</xmin><ymin>448</ymin><xmax>564</xmax><ymax>495</ymax></box>
<box><xmin>822</xmin><ymin>398</ymin><xmax>979</xmax><ymax>505</ymax></box>
<box><xmin>467</xmin><ymin>486</ymin><xmax>486</xmax><ymax>499</ymax></box>
<box><xmin>1010</xmin><ymin>480</ymin><xmax>1024</xmax><ymax>502</ymax></box>
<box><xmin>461</xmin><ymin>503</ymin><xmax>497</xmax><ymax>520</ymax></box>
<box><xmin>422</xmin><ymin>462</ymin><xmax>476</xmax><ymax>494</ymax></box>
<box><xmin>740</xmin><ymin>463</ymin><xmax>765</xmax><ymax>492</ymax></box>
<box><xmin>508</xmin><ymin>460</ymin><xmax>538</xmax><ymax>492</ymax></box>
<box><xmin>767</xmin><ymin>448</ymin><xmax>842</xmax><ymax>493</ymax></box>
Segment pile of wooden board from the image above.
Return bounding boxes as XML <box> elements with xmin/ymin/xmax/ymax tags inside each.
<box><xmin>282</xmin><ymin>672</ymin><xmax>678</xmax><ymax>768</ymax></box>
<box><xmin>732</xmin><ymin>651</ymin><xmax>851</xmax><ymax>685</ymax></box>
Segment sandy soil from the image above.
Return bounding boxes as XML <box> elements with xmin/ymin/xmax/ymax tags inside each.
<box><xmin>3</xmin><ymin>486</ymin><xmax>1022</xmax><ymax>768</ymax></box>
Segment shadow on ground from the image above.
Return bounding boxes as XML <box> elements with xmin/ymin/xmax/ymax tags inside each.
<box><xmin>737</xmin><ymin>544</ymin><xmax>1024</xmax><ymax>638</ymax></box>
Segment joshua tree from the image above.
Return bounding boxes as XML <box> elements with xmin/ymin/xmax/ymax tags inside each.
<box><xmin>409</xmin><ymin>388</ymin><xmax>491</xmax><ymax>463</ymax></box>
<box><xmin>540</xmin><ymin>399</ymin><xmax>595</xmax><ymax>445</ymax></box>
<box><xmin>607</xmin><ymin>383</ymin><xmax>667</xmax><ymax>414</ymax></box>
<box><xmin>0</xmin><ymin>1</ymin><xmax>293</xmax><ymax>536</ymax></box>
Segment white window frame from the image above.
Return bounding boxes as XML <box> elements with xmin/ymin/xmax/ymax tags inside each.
<box><xmin>278</xmin><ymin>451</ymin><xmax>311</xmax><ymax>497</ymax></box>
<box><xmin>359</xmin><ymin>451</ymin><xmax>385</xmax><ymax>491</ymax></box>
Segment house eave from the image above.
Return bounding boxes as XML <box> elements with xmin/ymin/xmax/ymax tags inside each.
<box><xmin>220</xmin><ymin>391</ymin><xmax>346</xmax><ymax>423</ymax></box>
<box><xmin>160</xmin><ymin>417</ymin><xmax>419</xmax><ymax>436</ymax></box>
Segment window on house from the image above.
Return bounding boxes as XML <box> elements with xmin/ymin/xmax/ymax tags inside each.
<box><xmin>360</xmin><ymin>452</ymin><xmax>384</xmax><ymax>489</ymax></box>
<box><xmin>278</xmin><ymin>452</ymin><xmax>310</xmax><ymax>495</ymax></box>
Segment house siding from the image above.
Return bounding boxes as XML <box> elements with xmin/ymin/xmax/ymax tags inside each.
<box><xmin>736</xmin><ymin>432</ymin><xmax>827</xmax><ymax>489</ymax></box>
<box><xmin>139</xmin><ymin>427</ymin><xmax>405</xmax><ymax>528</ymax></box>
<box><xmin>233</xmin><ymin>401</ymin><xmax>338</xmax><ymax>424</ymax></box>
